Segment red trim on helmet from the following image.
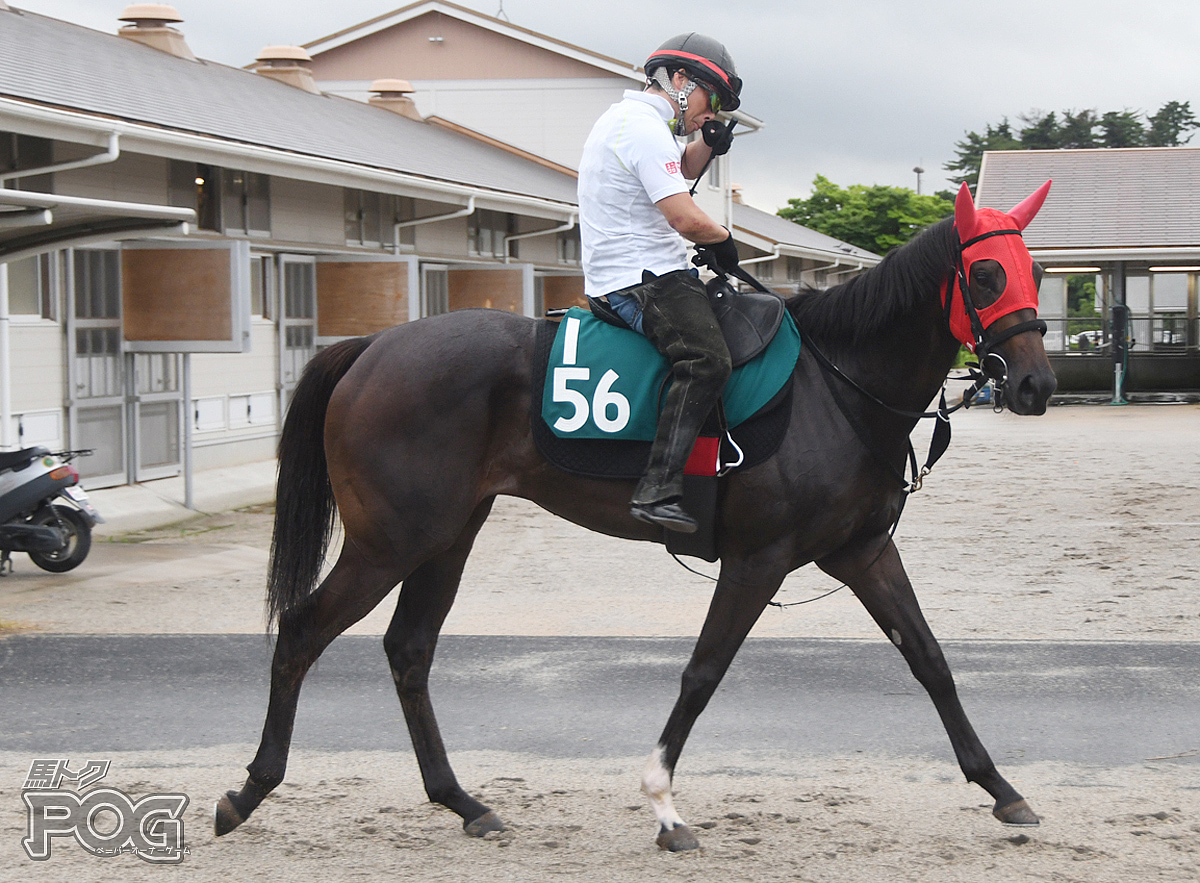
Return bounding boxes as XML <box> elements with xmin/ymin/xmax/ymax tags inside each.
<box><xmin>646</xmin><ymin>49</ymin><xmax>732</xmax><ymax>88</ymax></box>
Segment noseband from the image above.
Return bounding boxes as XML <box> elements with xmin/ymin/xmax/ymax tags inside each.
<box><xmin>946</xmin><ymin>227</ymin><xmax>1047</xmax><ymax>390</ymax></box>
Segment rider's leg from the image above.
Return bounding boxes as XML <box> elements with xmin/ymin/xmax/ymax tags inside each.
<box><xmin>630</xmin><ymin>271</ymin><xmax>731</xmax><ymax>533</ymax></box>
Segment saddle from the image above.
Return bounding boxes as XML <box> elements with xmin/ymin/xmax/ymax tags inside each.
<box><xmin>589</xmin><ymin>274</ymin><xmax>787</xmax><ymax>368</ymax></box>
<box><xmin>532</xmin><ymin>284</ymin><xmax>798</xmax><ymax>562</ymax></box>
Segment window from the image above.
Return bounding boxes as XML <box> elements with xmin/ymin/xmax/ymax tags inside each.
<box><xmin>707</xmin><ymin>154</ymin><xmax>722</xmax><ymax>190</ymax></box>
<box><xmin>557</xmin><ymin>229</ymin><xmax>581</xmax><ymax>264</ymax></box>
<box><xmin>169</xmin><ymin>160</ymin><xmax>220</xmax><ymax>231</ymax></box>
<box><xmin>249</xmin><ymin>254</ymin><xmax>272</xmax><ymax>318</ymax></box>
<box><xmin>0</xmin><ymin>133</ymin><xmax>53</xmax><ymax>190</ymax></box>
<box><xmin>222</xmin><ymin>170</ymin><xmax>271</xmax><ymax>236</ymax></box>
<box><xmin>74</xmin><ymin>250</ymin><xmax>120</xmax><ymax>320</ymax></box>
<box><xmin>169</xmin><ymin>162</ymin><xmax>268</xmax><ymax>234</ymax></box>
<box><xmin>344</xmin><ymin>189</ymin><xmax>415</xmax><ymax>248</ymax></box>
<box><xmin>787</xmin><ymin>257</ymin><xmax>805</xmax><ymax>283</ymax></box>
<box><xmin>468</xmin><ymin>209</ymin><xmax>514</xmax><ymax>258</ymax></box>
<box><xmin>6</xmin><ymin>253</ymin><xmax>55</xmax><ymax>319</ymax></box>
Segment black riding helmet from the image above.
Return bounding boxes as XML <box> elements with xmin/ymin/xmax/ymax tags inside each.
<box><xmin>645</xmin><ymin>33</ymin><xmax>742</xmax><ymax>113</ymax></box>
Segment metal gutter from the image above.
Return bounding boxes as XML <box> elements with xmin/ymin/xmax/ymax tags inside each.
<box><xmin>503</xmin><ymin>214</ymin><xmax>576</xmax><ymax>263</ymax></box>
<box><xmin>393</xmin><ymin>196</ymin><xmax>476</xmax><ymax>254</ymax></box>
<box><xmin>0</xmin><ymin>131</ymin><xmax>120</xmax><ymax>186</ymax></box>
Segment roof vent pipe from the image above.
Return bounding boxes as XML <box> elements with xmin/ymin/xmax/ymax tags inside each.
<box><xmin>253</xmin><ymin>46</ymin><xmax>322</xmax><ymax>94</ymax></box>
<box><xmin>368</xmin><ymin>79</ymin><xmax>423</xmax><ymax>121</ymax></box>
<box><xmin>117</xmin><ymin>4</ymin><xmax>197</xmax><ymax>60</ymax></box>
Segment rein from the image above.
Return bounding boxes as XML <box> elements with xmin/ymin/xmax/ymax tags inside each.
<box><xmin>720</xmin><ymin>262</ymin><xmax>988</xmax><ymax>494</ymax></box>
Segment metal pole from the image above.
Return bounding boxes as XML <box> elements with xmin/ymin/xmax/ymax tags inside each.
<box><xmin>0</xmin><ymin>262</ymin><xmax>11</xmax><ymax>450</ymax></box>
<box><xmin>183</xmin><ymin>352</ymin><xmax>194</xmax><ymax>508</ymax></box>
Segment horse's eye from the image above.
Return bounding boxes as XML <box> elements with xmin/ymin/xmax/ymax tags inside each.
<box><xmin>968</xmin><ymin>261</ymin><xmax>1006</xmax><ymax>307</ymax></box>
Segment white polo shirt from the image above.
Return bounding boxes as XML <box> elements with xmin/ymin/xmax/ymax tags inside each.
<box><xmin>578</xmin><ymin>90</ymin><xmax>690</xmax><ymax>297</ymax></box>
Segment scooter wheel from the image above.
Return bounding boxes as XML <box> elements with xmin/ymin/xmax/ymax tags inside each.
<box><xmin>28</xmin><ymin>505</ymin><xmax>92</xmax><ymax>573</ymax></box>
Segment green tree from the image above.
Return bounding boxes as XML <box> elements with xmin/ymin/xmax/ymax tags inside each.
<box><xmin>1018</xmin><ymin>111</ymin><xmax>1061</xmax><ymax>150</ymax></box>
<box><xmin>1147</xmin><ymin>100</ymin><xmax>1199</xmax><ymax>146</ymax></box>
<box><xmin>1099</xmin><ymin>110</ymin><xmax>1146</xmax><ymax>147</ymax></box>
<box><xmin>778</xmin><ymin>175</ymin><xmax>954</xmax><ymax>255</ymax></box>
<box><xmin>944</xmin><ymin>120</ymin><xmax>1021</xmax><ymax>190</ymax></box>
<box><xmin>1059</xmin><ymin>109</ymin><xmax>1099</xmax><ymax>149</ymax></box>
<box><xmin>946</xmin><ymin>100</ymin><xmax>1196</xmax><ymax>189</ymax></box>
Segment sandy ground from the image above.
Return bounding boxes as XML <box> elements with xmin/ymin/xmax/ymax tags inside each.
<box><xmin>1</xmin><ymin>403</ymin><xmax>1198</xmax><ymax>880</ymax></box>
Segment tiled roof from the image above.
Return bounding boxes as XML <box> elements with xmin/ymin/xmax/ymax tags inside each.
<box><xmin>732</xmin><ymin>202</ymin><xmax>880</xmax><ymax>262</ymax></box>
<box><xmin>977</xmin><ymin>148</ymin><xmax>1200</xmax><ymax>249</ymax></box>
<box><xmin>0</xmin><ymin>6</ymin><xmax>578</xmax><ymax>206</ymax></box>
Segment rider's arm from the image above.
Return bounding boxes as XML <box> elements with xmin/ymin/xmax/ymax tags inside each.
<box><xmin>655</xmin><ymin>192</ymin><xmax>728</xmax><ymax>245</ymax></box>
<box><xmin>679</xmin><ymin>139</ymin><xmax>715</xmax><ymax>180</ymax></box>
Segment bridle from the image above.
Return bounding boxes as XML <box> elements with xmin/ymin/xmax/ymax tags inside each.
<box><xmin>945</xmin><ymin>226</ymin><xmax>1047</xmax><ymax>396</ymax></box>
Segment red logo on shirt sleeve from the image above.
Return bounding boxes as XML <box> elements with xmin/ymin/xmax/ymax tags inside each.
<box><xmin>665</xmin><ymin>161</ymin><xmax>681</xmax><ymax>175</ymax></box>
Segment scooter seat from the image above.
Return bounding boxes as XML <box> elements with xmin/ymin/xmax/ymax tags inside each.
<box><xmin>0</xmin><ymin>447</ymin><xmax>49</xmax><ymax>473</ymax></box>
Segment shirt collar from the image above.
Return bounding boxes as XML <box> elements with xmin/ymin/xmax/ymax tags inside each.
<box><xmin>623</xmin><ymin>89</ymin><xmax>675</xmax><ymax>122</ymax></box>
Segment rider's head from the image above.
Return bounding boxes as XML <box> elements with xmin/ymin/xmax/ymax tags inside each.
<box><xmin>644</xmin><ymin>33</ymin><xmax>741</xmax><ymax>136</ymax></box>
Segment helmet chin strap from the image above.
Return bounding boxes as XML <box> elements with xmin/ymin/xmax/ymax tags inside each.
<box><xmin>650</xmin><ymin>68</ymin><xmax>696</xmax><ymax>136</ymax></box>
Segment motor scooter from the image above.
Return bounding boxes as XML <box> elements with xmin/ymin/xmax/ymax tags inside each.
<box><xmin>0</xmin><ymin>447</ymin><xmax>103</xmax><ymax>574</ymax></box>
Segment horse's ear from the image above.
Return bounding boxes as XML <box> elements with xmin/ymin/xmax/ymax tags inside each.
<box><xmin>1008</xmin><ymin>180</ymin><xmax>1052</xmax><ymax>231</ymax></box>
<box><xmin>954</xmin><ymin>181</ymin><xmax>977</xmax><ymax>240</ymax></box>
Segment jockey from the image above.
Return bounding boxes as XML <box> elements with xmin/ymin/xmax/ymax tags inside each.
<box><xmin>577</xmin><ymin>33</ymin><xmax>743</xmax><ymax>534</ymax></box>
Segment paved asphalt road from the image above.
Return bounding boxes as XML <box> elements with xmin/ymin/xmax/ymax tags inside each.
<box><xmin>1</xmin><ymin>635</ymin><xmax>1197</xmax><ymax>767</ymax></box>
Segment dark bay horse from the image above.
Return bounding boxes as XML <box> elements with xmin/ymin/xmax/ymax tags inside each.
<box><xmin>215</xmin><ymin>183</ymin><xmax>1057</xmax><ymax>851</ymax></box>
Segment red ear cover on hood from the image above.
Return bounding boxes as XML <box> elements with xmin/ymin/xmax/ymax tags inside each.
<box><xmin>1008</xmin><ymin>180</ymin><xmax>1052</xmax><ymax>231</ymax></box>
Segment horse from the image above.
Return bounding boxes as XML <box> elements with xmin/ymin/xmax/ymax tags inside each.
<box><xmin>214</xmin><ymin>181</ymin><xmax>1057</xmax><ymax>852</ymax></box>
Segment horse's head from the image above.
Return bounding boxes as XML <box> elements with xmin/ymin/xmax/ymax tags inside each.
<box><xmin>942</xmin><ymin>181</ymin><xmax>1058</xmax><ymax>414</ymax></box>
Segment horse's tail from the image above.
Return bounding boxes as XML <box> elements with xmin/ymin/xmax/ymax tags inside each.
<box><xmin>267</xmin><ymin>335</ymin><xmax>373</xmax><ymax>628</ymax></box>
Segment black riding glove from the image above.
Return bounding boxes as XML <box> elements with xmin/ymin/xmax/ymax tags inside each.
<box><xmin>701</xmin><ymin>120</ymin><xmax>735</xmax><ymax>157</ymax></box>
<box><xmin>692</xmin><ymin>230</ymin><xmax>740</xmax><ymax>276</ymax></box>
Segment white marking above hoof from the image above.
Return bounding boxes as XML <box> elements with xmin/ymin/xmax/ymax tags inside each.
<box><xmin>641</xmin><ymin>746</ymin><xmax>687</xmax><ymax>833</ymax></box>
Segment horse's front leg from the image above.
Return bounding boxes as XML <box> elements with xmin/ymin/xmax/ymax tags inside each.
<box><xmin>818</xmin><ymin>536</ymin><xmax>1040</xmax><ymax>827</ymax></box>
<box><xmin>644</xmin><ymin>552</ymin><xmax>789</xmax><ymax>851</ymax></box>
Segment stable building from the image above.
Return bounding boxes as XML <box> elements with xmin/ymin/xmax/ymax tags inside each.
<box><xmin>1</xmin><ymin>3</ymin><xmax>582</xmax><ymax>487</ymax></box>
<box><xmin>977</xmin><ymin>148</ymin><xmax>1200</xmax><ymax>395</ymax></box>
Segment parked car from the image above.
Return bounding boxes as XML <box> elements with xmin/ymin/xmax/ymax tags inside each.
<box><xmin>1069</xmin><ymin>330</ymin><xmax>1105</xmax><ymax>349</ymax></box>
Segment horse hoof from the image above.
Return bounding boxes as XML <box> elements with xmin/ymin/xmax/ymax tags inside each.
<box><xmin>214</xmin><ymin>792</ymin><xmax>246</xmax><ymax>836</ymax></box>
<box><xmin>993</xmin><ymin>798</ymin><xmax>1040</xmax><ymax>827</ymax></box>
<box><xmin>656</xmin><ymin>824</ymin><xmax>700</xmax><ymax>852</ymax></box>
<box><xmin>464</xmin><ymin>810</ymin><xmax>505</xmax><ymax>837</ymax></box>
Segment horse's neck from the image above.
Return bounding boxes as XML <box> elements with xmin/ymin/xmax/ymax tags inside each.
<box><xmin>837</xmin><ymin>229</ymin><xmax>961</xmax><ymax>415</ymax></box>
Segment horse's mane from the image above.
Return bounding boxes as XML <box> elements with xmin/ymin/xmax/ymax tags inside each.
<box><xmin>784</xmin><ymin>217</ymin><xmax>956</xmax><ymax>346</ymax></box>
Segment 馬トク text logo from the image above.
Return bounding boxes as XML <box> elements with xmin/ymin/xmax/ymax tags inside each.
<box><xmin>21</xmin><ymin>759</ymin><xmax>189</xmax><ymax>863</ymax></box>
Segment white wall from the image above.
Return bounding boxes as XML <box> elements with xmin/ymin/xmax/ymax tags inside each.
<box><xmin>271</xmin><ymin>178</ymin><xmax>344</xmax><ymax>245</ymax></box>
<box><xmin>322</xmin><ymin>77</ymin><xmax>630</xmax><ymax>170</ymax></box>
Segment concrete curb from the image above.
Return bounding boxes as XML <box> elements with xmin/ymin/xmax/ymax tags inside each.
<box><xmin>86</xmin><ymin>460</ymin><xmax>277</xmax><ymax>536</ymax></box>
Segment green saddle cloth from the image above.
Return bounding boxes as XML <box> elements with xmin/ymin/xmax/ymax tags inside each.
<box><xmin>541</xmin><ymin>307</ymin><xmax>801</xmax><ymax>440</ymax></box>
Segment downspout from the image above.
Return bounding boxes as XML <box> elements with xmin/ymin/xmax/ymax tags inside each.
<box><xmin>502</xmin><ymin>214</ymin><xmax>576</xmax><ymax>264</ymax></box>
<box><xmin>0</xmin><ymin>131</ymin><xmax>120</xmax><ymax>186</ymax></box>
<box><xmin>829</xmin><ymin>262</ymin><xmax>865</xmax><ymax>277</ymax></box>
<box><xmin>392</xmin><ymin>195</ymin><xmax>476</xmax><ymax>254</ymax></box>
<box><xmin>2</xmin><ymin>133</ymin><xmax>121</xmax><ymax>449</ymax></box>
<box><xmin>738</xmin><ymin>244</ymin><xmax>781</xmax><ymax>266</ymax></box>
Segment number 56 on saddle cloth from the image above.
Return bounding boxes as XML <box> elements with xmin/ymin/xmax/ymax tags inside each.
<box><xmin>541</xmin><ymin>306</ymin><xmax>800</xmax><ymax>443</ymax></box>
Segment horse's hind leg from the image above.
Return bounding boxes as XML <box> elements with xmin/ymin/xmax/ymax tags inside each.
<box><xmin>818</xmin><ymin>537</ymin><xmax>1039</xmax><ymax>827</ymax></box>
<box><xmin>383</xmin><ymin>497</ymin><xmax>502</xmax><ymax>836</ymax></box>
<box><xmin>214</xmin><ymin>543</ymin><xmax>404</xmax><ymax>835</ymax></box>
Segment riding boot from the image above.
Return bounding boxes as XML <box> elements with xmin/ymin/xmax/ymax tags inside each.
<box><xmin>628</xmin><ymin>270</ymin><xmax>732</xmax><ymax>534</ymax></box>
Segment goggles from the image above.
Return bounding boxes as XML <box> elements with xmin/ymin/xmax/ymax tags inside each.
<box><xmin>696</xmin><ymin>80</ymin><xmax>722</xmax><ymax>113</ymax></box>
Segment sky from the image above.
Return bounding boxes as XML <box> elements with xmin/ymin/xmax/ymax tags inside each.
<box><xmin>9</xmin><ymin>0</ymin><xmax>1200</xmax><ymax>213</ymax></box>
